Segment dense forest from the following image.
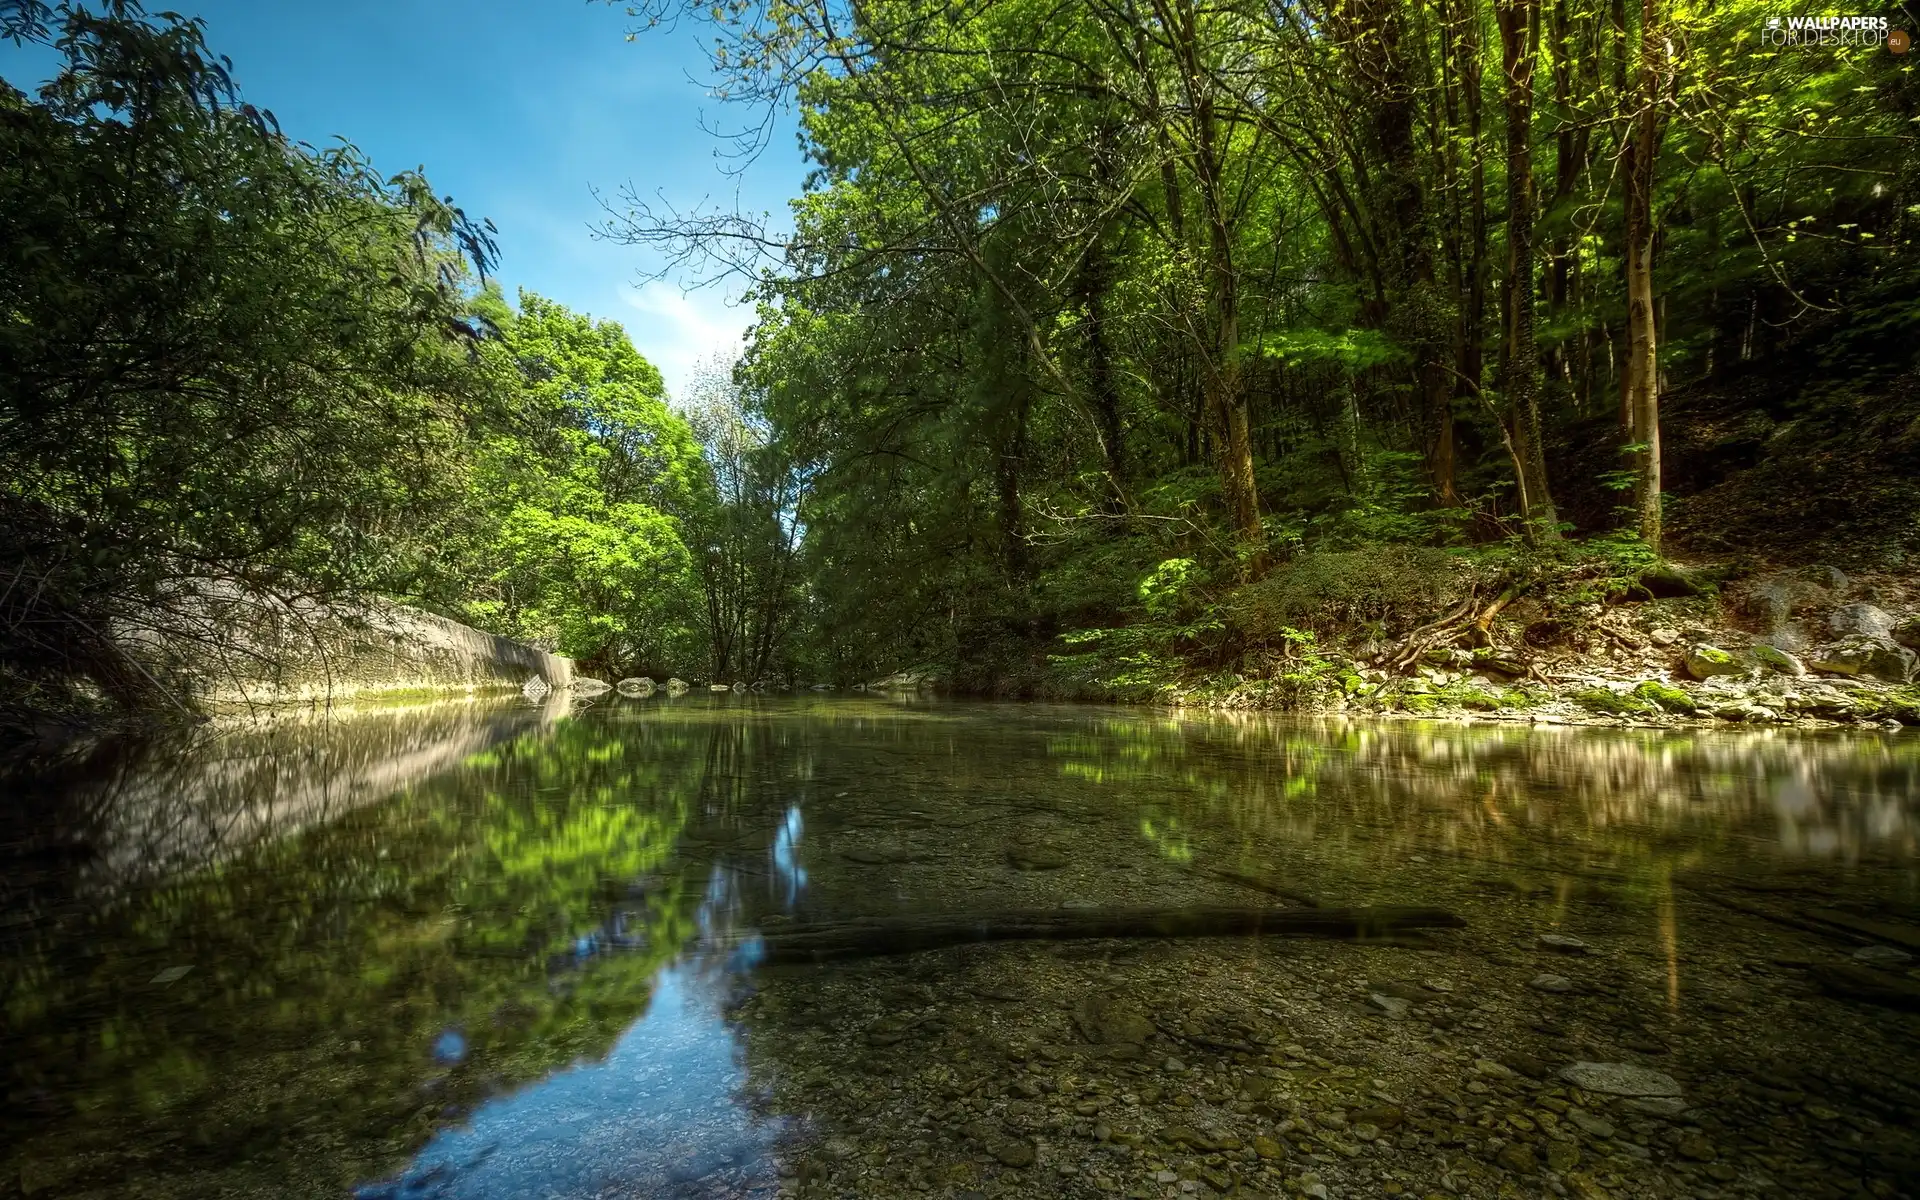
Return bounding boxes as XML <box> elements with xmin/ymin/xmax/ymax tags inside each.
<box><xmin>625</xmin><ymin>0</ymin><xmax>1920</xmax><ymax>691</ymax></box>
<box><xmin>0</xmin><ymin>0</ymin><xmax>741</xmax><ymax>716</ymax></box>
<box><xmin>4</xmin><ymin>0</ymin><xmax>1920</xmax><ymax>720</ymax></box>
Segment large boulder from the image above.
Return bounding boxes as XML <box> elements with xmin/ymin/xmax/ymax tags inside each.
<box><xmin>665</xmin><ymin>677</ymin><xmax>690</xmax><ymax>696</ymax></box>
<box><xmin>1807</xmin><ymin>636</ymin><xmax>1917</xmax><ymax>684</ymax></box>
<box><xmin>1829</xmin><ymin>603</ymin><xmax>1897</xmax><ymax>641</ymax></box>
<box><xmin>1683</xmin><ymin>645</ymin><xmax>1746</xmax><ymax>680</ymax></box>
<box><xmin>616</xmin><ymin>676</ymin><xmax>657</xmax><ymax>698</ymax></box>
<box><xmin>1637</xmin><ymin>563</ymin><xmax>1709</xmax><ymax>597</ymax></box>
<box><xmin>1750</xmin><ymin>643</ymin><xmax>1806</xmax><ymax>677</ymax></box>
<box><xmin>571</xmin><ymin>677</ymin><xmax>612</xmax><ymax>696</ymax></box>
<box><xmin>1734</xmin><ymin>575</ymin><xmax>1828</xmax><ymax>630</ymax></box>
<box><xmin>1891</xmin><ymin>616</ymin><xmax>1920</xmax><ymax>652</ymax></box>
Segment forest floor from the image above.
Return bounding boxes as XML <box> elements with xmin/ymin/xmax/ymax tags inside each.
<box><xmin>1158</xmin><ymin>558</ymin><xmax>1920</xmax><ymax>733</ymax></box>
<box><xmin>937</xmin><ymin>556</ymin><xmax>1920</xmax><ymax>733</ymax></box>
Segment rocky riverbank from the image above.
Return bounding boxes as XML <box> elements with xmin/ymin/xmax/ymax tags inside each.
<box><xmin>1152</xmin><ymin>563</ymin><xmax>1920</xmax><ymax>732</ymax></box>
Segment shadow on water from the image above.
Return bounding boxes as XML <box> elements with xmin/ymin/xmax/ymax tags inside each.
<box><xmin>1</xmin><ymin>698</ymin><xmax>1917</xmax><ymax>1198</ymax></box>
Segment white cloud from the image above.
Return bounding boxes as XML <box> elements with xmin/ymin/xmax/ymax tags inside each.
<box><xmin>618</xmin><ymin>281</ymin><xmax>754</xmax><ymax>401</ymax></box>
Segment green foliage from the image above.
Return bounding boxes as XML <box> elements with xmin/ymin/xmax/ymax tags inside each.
<box><xmin>641</xmin><ymin>0</ymin><xmax>1920</xmax><ymax>693</ymax></box>
<box><xmin>0</xmin><ymin>2</ymin><xmax>731</xmax><ymax>707</ymax></box>
<box><xmin>0</xmin><ymin>2</ymin><xmax>511</xmax><ymax>710</ymax></box>
<box><xmin>432</xmin><ymin>292</ymin><xmax>709</xmax><ymax>676</ymax></box>
<box><xmin>1229</xmin><ymin>547</ymin><xmax>1470</xmax><ymax>640</ymax></box>
<box><xmin>1584</xmin><ymin>531</ymin><xmax>1662</xmax><ymax>578</ymax></box>
<box><xmin>1138</xmin><ymin>558</ymin><xmax>1201</xmax><ymax>617</ymax></box>
<box><xmin>1049</xmin><ymin>558</ymin><xmax>1228</xmax><ymax>698</ymax></box>
<box><xmin>1253</xmin><ymin>327</ymin><xmax>1404</xmax><ymax>372</ymax></box>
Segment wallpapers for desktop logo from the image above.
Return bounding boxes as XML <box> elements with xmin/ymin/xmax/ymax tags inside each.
<box><xmin>1761</xmin><ymin>13</ymin><xmax>1911</xmax><ymax>51</ymax></box>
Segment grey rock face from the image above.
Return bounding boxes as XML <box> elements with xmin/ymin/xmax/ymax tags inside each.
<box><xmin>1808</xmin><ymin>635</ymin><xmax>1916</xmax><ymax>683</ymax></box>
<box><xmin>1893</xmin><ymin>616</ymin><xmax>1920</xmax><ymax>652</ymax></box>
<box><xmin>1828</xmin><ymin>603</ymin><xmax>1896</xmax><ymax>640</ymax></box>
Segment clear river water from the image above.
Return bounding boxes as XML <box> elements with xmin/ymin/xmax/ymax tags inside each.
<box><xmin>2</xmin><ymin>695</ymin><xmax>1917</xmax><ymax>1200</ymax></box>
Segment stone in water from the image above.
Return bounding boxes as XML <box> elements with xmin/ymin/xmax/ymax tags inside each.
<box><xmin>1559</xmin><ymin>1061</ymin><xmax>1683</xmax><ymax>1097</ymax></box>
<box><xmin>1853</xmin><ymin>945</ymin><xmax>1913</xmax><ymax>968</ymax></box>
<box><xmin>1538</xmin><ymin>933</ymin><xmax>1590</xmax><ymax>954</ymax></box>
<box><xmin>1529</xmin><ymin>973</ymin><xmax>1574</xmax><ymax>993</ymax></box>
<box><xmin>1566</xmin><ymin>1109</ymin><xmax>1614</xmax><ymax>1139</ymax></box>
<box><xmin>150</xmin><ymin>965</ymin><xmax>193</xmax><ymax>985</ymax></box>
<box><xmin>1367</xmin><ymin>993</ymin><xmax>1410</xmax><ymax>1019</ymax></box>
<box><xmin>1624</xmin><ymin>1097</ymin><xmax>1688</xmax><ymax>1118</ymax></box>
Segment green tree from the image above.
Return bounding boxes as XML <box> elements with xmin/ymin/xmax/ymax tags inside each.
<box><xmin>434</xmin><ymin>292</ymin><xmax>711</xmax><ymax>677</ymax></box>
<box><xmin>0</xmin><ymin>0</ymin><xmax>501</xmax><ymax>712</ymax></box>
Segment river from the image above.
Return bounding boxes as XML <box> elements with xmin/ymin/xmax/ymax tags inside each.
<box><xmin>1</xmin><ymin>695</ymin><xmax>1916</xmax><ymax>1199</ymax></box>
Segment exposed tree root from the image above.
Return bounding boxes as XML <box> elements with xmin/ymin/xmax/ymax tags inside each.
<box><xmin>1383</xmin><ymin>579</ymin><xmax>1536</xmax><ymax>674</ymax></box>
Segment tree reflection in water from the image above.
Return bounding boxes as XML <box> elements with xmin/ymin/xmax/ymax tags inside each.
<box><xmin>1</xmin><ymin>699</ymin><xmax>1913</xmax><ymax>1198</ymax></box>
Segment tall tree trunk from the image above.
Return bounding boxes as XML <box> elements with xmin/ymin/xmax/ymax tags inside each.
<box><xmin>1081</xmin><ymin>251</ymin><xmax>1128</xmax><ymax>504</ymax></box>
<box><xmin>1162</xmin><ymin>0</ymin><xmax>1264</xmax><ymax>566</ymax></box>
<box><xmin>1497</xmin><ymin>0</ymin><xmax>1561</xmax><ymax>541</ymax></box>
<box><xmin>1366</xmin><ymin>0</ymin><xmax>1458</xmax><ymax>508</ymax></box>
<box><xmin>997</xmin><ymin>388</ymin><xmax>1032</xmax><ymax>584</ymax></box>
<box><xmin>1081</xmin><ymin>114</ymin><xmax>1130</xmax><ymax>504</ymax></box>
<box><xmin>1455</xmin><ymin>0</ymin><xmax>1490</xmax><ymax>446</ymax></box>
<box><xmin>1621</xmin><ymin>0</ymin><xmax>1667</xmax><ymax>549</ymax></box>
<box><xmin>1544</xmin><ymin>0</ymin><xmax>1589</xmax><ymax>383</ymax></box>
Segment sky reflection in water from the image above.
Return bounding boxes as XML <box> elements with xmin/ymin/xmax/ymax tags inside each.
<box><xmin>5</xmin><ymin>698</ymin><xmax>1917</xmax><ymax>1200</ymax></box>
<box><xmin>361</xmin><ymin>860</ymin><xmax>793</xmax><ymax>1200</ymax></box>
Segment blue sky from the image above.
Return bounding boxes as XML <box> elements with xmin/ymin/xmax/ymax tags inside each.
<box><xmin>1</xmin><ymin>0</ymin><xmax>805</xmax><ymax>399</ymax></box>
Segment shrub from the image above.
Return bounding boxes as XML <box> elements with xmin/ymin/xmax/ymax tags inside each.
<box><xmin>1229</xmin><ymin>545</ymin><xmax>1471</xmax><ymax>641</ymax></box>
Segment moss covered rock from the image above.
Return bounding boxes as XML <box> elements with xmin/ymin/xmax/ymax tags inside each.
<box><xmin>1631</xmin><ymin>680</ymin><xmax>1698</xmax><ymax>713</ymax></box>
<box><xmin>1683</xmin><ymin>644</ymin><xmax>1745</xmax><ymax>680</ymax></box>
<box><xmin>1750</xmin><ymin>644</ymin><xmax>1805</xmax><ymax>677</ymax></box>
<box><xmin>1575</xmin><ymin>688</ymin><xmax>1659</xmax><ymax>717</ymax></box>
<box><xmin>1849</xmin><ymin>686</ymin><xmax>1920</xmax><ymax>725</ymax></box>
<box><xmin>1808</xmin><ymin>636</ymin><xmax>1917</xmax><ymax>684</ymax></box>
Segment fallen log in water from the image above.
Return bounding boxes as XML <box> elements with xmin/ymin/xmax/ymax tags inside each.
<box><xmin>738</xmin><ymin>905</ymin><xmax>1464</xmax><ymax>964</ymax></box>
